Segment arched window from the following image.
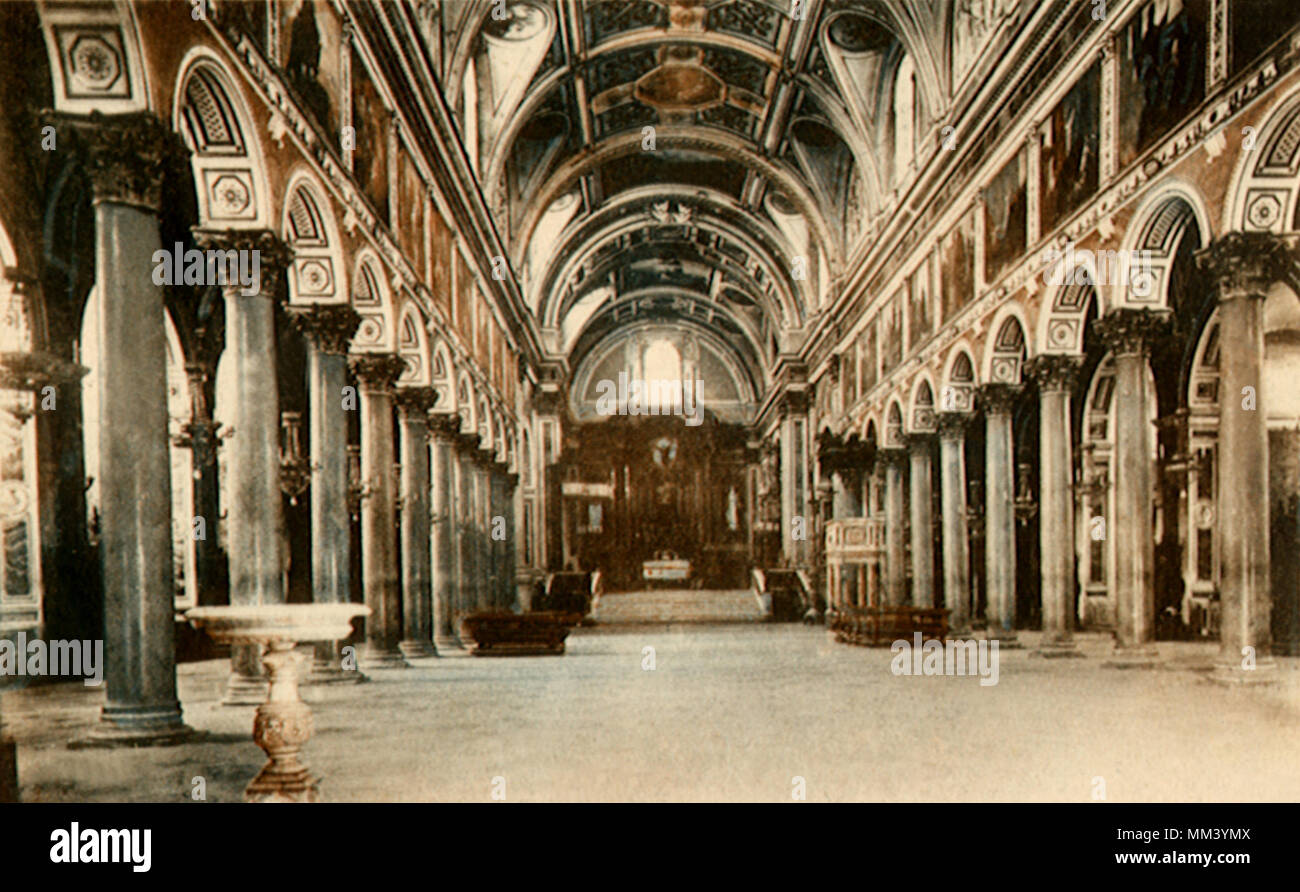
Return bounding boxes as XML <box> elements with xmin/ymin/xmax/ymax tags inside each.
<box><xmin>892</xmin><ymin>54</ymin><xmax>917</xmax><ymax>181</ymax></box>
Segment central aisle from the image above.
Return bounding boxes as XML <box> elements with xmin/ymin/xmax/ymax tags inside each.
<box><xmin>11</xmin><ymin>624</ymin><xmax>1300</xmax><ymax>803</ymax></box>
<box><xmin>592</xmin><ymin>588</ymin><xmax>766</xmax><ymax>624</ymax></box>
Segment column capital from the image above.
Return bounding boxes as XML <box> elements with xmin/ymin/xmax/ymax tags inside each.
<box><xmin>976</xmin><ymin>382</ymin><xmax>1023</xmax><ymax>416</ymax></box>
<box><xmin>192</xmin><ymin>228</ymin><xmax>294</xmax><ymax>299</ymax></box>
<box><xmin>457</xmin><ymin>432</ymin><xmax>482</xmax><ymax>456</ymax></box>
<box><xmin>878</xmin><ymin>446</ymin><xmax>909</xmax><ymax>468</ymax></box>
<box><xmin>46</xmin><ymin>110</ymin><xmax>188</xmax><ymax>211</ymax></box>
<box><xmin>393</xmin><ymin>386</ymin><xmax>439</xmax><ymax>418</ymax></box>
<box><xmin>427</xmin><ymin>412</ymin><xmax>462</xmax><ymax>440</ymax></box>
<box><xmin>1196</xmin><ymin>231</ymin><xmax>1297</xmax><ymax>301</ymax></box>
<box><xmin>0</xmin><ymin>350</ymin><xmax>88</xmax><ymax>392</ymax></box>
<box><xmin>936</xmin><ymin>411</ymin><xmax>971</xmax><ymax>440</ymax></box>
<box><xmin>1092</xmin><ymin>308</ymin><xmax>1172</xmax><ymax>357</ymax></box>
<box><xmin>349</xmin><ymin>353</ymin><xmax>406</xmax><ymax>391</ymax></box>
<box><xmin>904</xmin><ymin>431</ymin><xmax>935</xmax><ymax>452</ymax></box>
<box><xmin>287</xmin><ymin>304</ymin><xmax>361</xmax><ymax>354</ymax></box>
<box><xmin>1024</xmin><ymin>354</ymin><xmax>1082</xmax><ymax>392</ymax></box>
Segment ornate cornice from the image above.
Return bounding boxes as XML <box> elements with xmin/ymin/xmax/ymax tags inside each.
<box><xmin>393</xmin><ymin>386</ymin><xmax>439</xmax><ymax>416</ymax></box>
<box><xmin>286</xmin><ymin>304</ymin><xmax>362</xmax><ymax>354</ymax></box>
<box><xmin>348</xmin><ymin>353</ymin><xmax>407</xmax><ymax>391</ymax></box>
<box><xmin>813</xmin><ymin>21</ymin><xmax>1300</xmax><ymax>392</ymax></box>
<box><xmin>45</xmin><ymin>111</ymin><xmax>188</xmax><ymax>211</ymax></box>
<box><xmin>1196</xmin><ymin>231</ymin><xmax>1297</xmax><ymax>300</ymax></box>
<box><xmin>1024</xmin><ymin>354</ymin><xmax>1082</xmax><ymax>392</ymax></box>
<box><xmin>1091</xmin><ymin>308</ymin><xmax>1172</xmax><ymax>356</ymax></box>
<box><xmin>976</xmin><ymin>383</ymin><xmax>1023</xmax><ymax>416</ymax></box>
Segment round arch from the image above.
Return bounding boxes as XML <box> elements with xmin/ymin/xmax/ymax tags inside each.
<box><xmin>174</xmin><ymin>49</ymin><xmax>271</xmax><ymax>229</ymax></box>
<box><xmin>350</xmin><ymin>250</ymin><xmax>396</xmax><ymax>352</ymax></box>
<box><xmin>282</xmin><ymin>171</ymin><xmax>345</xmax><ymax>304</ymax></box>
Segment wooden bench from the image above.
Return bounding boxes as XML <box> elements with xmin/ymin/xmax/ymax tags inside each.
<box><xmin>459</xmin><ymin>611</ymin><xmax>583</xmax><ymax>656</ymax></box>
<box><xmin>831</xmin><ymin>606</ymin><xmax>949</xmax><ymax>647</ymax></box>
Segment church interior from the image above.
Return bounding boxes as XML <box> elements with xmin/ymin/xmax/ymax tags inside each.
<box><xmin>4</xmin><ymin>0</ymin><xmax>1300</xmax><ymax>804</ymax></box>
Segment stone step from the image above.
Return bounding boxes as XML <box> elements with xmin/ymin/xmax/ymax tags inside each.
<box><xmin>593</xmin><ymin>589</ymin><xmax>765</xmax><ymax>624</ymax></box>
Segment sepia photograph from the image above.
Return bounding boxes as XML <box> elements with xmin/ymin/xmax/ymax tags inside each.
<box><xmin>0</xmin><ymin>0</ymin><xmax>1297</xmax><ymax>873</ymax></box>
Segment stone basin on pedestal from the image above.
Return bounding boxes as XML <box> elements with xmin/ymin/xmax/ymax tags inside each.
<box><xmin>186</xmin><ymin>603</ymin><xmax>370</xmax><ymax>802</ymax></box>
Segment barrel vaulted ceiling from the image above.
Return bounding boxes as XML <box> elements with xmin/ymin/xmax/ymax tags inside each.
<box><xmin>440</xmin><ymin>0</ymin><xmax>967</xmax><ymax>393</ymax></box>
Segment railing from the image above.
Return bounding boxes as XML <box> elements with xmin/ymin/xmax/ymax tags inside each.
<box><xmin>825</xmin><ymin>518</ymin><xmax>885</xmax><ymax>560</ymax></box>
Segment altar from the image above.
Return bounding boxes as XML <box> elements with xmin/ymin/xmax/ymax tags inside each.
<box><xmin>642</xmin><ymin>552</ymin><xmax>690</xmax><ymax>584</ymax></box>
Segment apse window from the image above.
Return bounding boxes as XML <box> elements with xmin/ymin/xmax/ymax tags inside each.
<box><xmin>643</xmin><ymin>337</ymin><xmax>682</xmax><ymax>412</ymax></box>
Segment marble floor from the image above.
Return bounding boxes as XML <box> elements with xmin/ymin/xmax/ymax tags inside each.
<box><xmin>6</xmin><ymin>621</ymin><xmax>1300</xmax><ymax>802</ymax></box>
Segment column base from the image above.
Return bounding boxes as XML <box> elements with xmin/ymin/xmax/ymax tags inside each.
<box><xmin>434</xmin><ymin>635</ymin><xmax>472</xmax><ymax>657</ymax></box>
<box><xmin>985</xmin><ymin>629</ymin><xmax>1022</xmax><ymax>649</ymax></box>
<box><xmin>1033</xmin><ymin>639</ymin><xmax>1084</xmax><ymax>659</ymax></box>
<box><xmin>304</xmin><ymin>642</ymin><xmax>367</xmax><ymax>684</ymax></box>
<box><xmin>306</xmin><ymin>663</ymin><xmax>368</xmax><ymax>685</ymax></box>
<box><xmin>225</xmin><ymin>643</ymin><xmax>268</xmax><ymax>705</ymax></box>
<box><xmin>1208</xmin><ymin>656</ymin><xmax>1279</xmax><ymax>685</ymax></box>
<box><xmin>223</xmin><ymin>673</ymin><xmax>270</xmax><ymax>706</ymax></box>
<box><xmin>72</xmin><ymin>704</ymin><xmax>200</xmax><ymax>749</ymax></box>
<box><xmin>399</xmin><ymin>639</ymin><xmax>438</xmax><ymax>660</ymax></box>
<box><xmin>1104</xmin><ymin>643</ymin><xmax>1160</xmax><ymax>668</ymax></box>
<box><xmin>357</xmin><ymin>644</ymin><xmax>410</xmax><ymax>670</ymax></box>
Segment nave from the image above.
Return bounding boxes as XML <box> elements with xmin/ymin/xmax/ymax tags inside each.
<box><xmin>8</xmin><ymin>615</ymin><xmax>1300</xmax><ymax>802</ymax></box>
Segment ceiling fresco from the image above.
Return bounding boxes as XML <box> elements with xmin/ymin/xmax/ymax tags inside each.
<box><xmin>442</xmin><ymin>0</ymin><xmax>977</xmax><ymax>401</ymax></box>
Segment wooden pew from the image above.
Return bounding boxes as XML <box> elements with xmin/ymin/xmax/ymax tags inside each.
<box><xmin>830</xmin><ymin>606</ymin><xmax>949</xmax><ymax>647</ymax></box>
<box><xmin>459</xmin><ymin>611</ymin><xmax>583</xmax><ymax>656</ymax></box>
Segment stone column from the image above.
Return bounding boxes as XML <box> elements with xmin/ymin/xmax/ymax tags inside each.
<box><xmin>1096</xmin><ymin>310</ymin><xmax>1169</xmax><ymax>665</ymax></box>
<box><xmin>476</xmin><ymin>450</ymin><xmax>494</xmax><ymax>610</ymax></box>
<box><xmin>397</xmin><ymin>387</ymin><xmax>438</xmax><ymax>659</ymax></box>
<box><xmin>429</xmin><ymin>415</ymin><xmax>468</xmax><ymax>653</ymax></box>
<box><xmin>1197</xmin><ymin>233</ymin><xmax>1294</xmax><ymax>680</ymax></box>
<box><xmin>288</xmin><ymin>305</ymin><xmax>362</xmax><ymax>681</ymax></box>
<box><xmin>55</xmin><ymin>113</ymin><xmax>193</xmax><ymax>743</ymax></box>
<box><xmin>456</xmin><ymin>434</ymin><xmax>481</xmax><ymax>624</ymax></box>
<box><xmin>979</xmin><ymin>384</ymin><xmax>1022</xmax><ymax>646</ymax></box>
<box><xmin>505</xmin><ymin>470</ymin><xmax>520</xmax><ymax>610</ymax></box>
<box><xmin>882</xmin><ymin>448</ymin><xmax>907</xmax><ymax>607</ymax></box>
<box><xmin>176</xmin><ymin>362</ymin><xmax>222</xmax><ymax>608</ymax></box>
<box><xmin>351</xmin><ymin>354</ymin><xmax>409</xmax><ymax>669</ymax></box>
<box><xmin>907</xmin><ymin>435</ymin><xmax>936</xmax><ymax>609</ymax></box>
<box><xmin>491</xmin><ymin>461</ymin><xmax>509</xmax><ymax>608</ymax></box>
<box><xmin>937</xmin><ymin>413</ymin><xmax>973</xmax><ymax>636</ymax></box>
<box><xmin>195</xmin><ymin>229</ymin><xmax>293</xmax><ymax>704</ymax></box>
<box><xmin>1026</xmin><ymin>355</ymin><xmax>1083</xmax><ymax>657</ymax></box>
<box><xmin>483</xmin><ymin>459</ymin><xmax>499</xmax><ymax>608</ymax></box>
